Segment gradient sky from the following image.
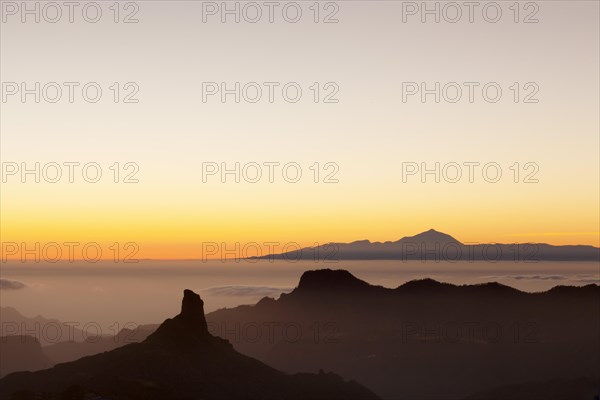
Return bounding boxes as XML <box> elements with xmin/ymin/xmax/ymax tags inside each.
<box><xmin>1</xmin><ymin>1</ymin><xmax>599</xmax><ymax>259</ymax></box>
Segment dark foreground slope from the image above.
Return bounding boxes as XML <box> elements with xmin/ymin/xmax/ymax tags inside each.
<box><xmin>0</xmin><ymin>313</ymin><xmax>157</xmax><ymax>377</ymax></box>
<box><xmin>206</xmin><ymin>269</ymin><xmax>600</xmax><ymax>400</ymax></box>
<box><xmin>42</xmin><ymin>323</ymin><xmax>158</xmax><ymax>365</ymax></box>
<box><xmin>0</xmin><ymin>336</ymin><xmax>52</xmax><ymax>379</ymax></box>
<box><xmin>0</xmin><ymin>289</ymin><xmax>379</xmax><ymax>400</ymax></box>
<box><xmin>464</xmin><ymin>377</ymin><xmax>600</xmax><ymax>400</ymax></box>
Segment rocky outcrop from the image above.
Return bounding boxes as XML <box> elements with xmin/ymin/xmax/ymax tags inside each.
<box><xmin>0</xmin><ymin>290</ymin><xmax>379</xmax><ymax>400</ymax></box>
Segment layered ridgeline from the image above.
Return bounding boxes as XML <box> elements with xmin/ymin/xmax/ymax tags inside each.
<box><xmin>207</xmin><ymin>269</ymin><xmax>600</xmax><ymax>400</ymax></box>
<box><xmin>1</xmin><ymin>271</ymin><xmax>598</xmax><ymax>399</ymax></box>
<box><xmin>0</xmin><ymin>308</ymin><xmax>158</xmax><ymax>378</ymax></box>
<box><xmin>0</xmin><ymin>336</ymin><xmax>52</xmax><ymax>379</ymax></box>
<box><xmin>0</xmin><ymin>307</ymin><xmax>89</xmax><ymax>346</ymax></box>
<box><xmin>249</xmin><ymin>229</ymin><xmax>600</xmax><ymax>261</ymax></box>
<box><xmin>0</xmin><ymin>290</ymin><xmax>379</xmax><ymax>400</ymax></box>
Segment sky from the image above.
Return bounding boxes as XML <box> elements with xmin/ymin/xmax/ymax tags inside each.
<box><xmin>1</xmin><ymin>0</ymin><xmax>599</xmax><ymax>260</ymax></box>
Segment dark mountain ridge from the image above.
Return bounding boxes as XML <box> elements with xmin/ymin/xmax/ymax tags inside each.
<box><xmin>206</xmin><ymin>269</ymin><xmax>600</xmax><ymax>399</ymax></box>
<box><xmin>0</xmin><ymin>289</ymin><xmax>379</xmax><ymax>400</ymax></box>
<box><xmin>2</xmin><ymin>270</ymin><xmax>597</xmax><ymax>399</ymax></box>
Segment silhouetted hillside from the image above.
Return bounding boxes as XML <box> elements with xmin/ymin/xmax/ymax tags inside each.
<box><xmin>297</xmin><ymin>269</ymin><xmax>376</xmax><ymax>293</ymax></box>
<box><xmin>0</xmin><ymin>289</ymin><xmax>379</xmax><ymax>400</ymax></box>
<box><xmin>0</xmin><ymin>336</ymin><xmax>51</xmax><ymax>378</ymax></box>
<box><xmin>0</xmin><ymin>316</ymin><xmax>157</xmax><ymax>376</ymax></box>
<box><xmin>206</xmin><ymin>269</ymin><xmax>600</xmax><ymax>399</ymax></box>
<box><xmin>0</xmin><ymin>308</ymin><xmax>157</xmax><ymax>375</ymax></box>
<box><xmin>42</xmin><ymin>323</ymin><xmax>158</xmax><ymax>365</ymax></box>
<box><xmin>2</xmin><ymin>270</ymin><xmax>597</xmax><ymax>399</ymax></box>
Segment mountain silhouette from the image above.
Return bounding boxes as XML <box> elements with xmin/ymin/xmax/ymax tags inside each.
<box><xmin>0</xmin><ymin>307</ymin><xmax>88</xmax><ymax>346</ymax></box>
<box><xmin>207</xmin><ymin>269</ymin><xmax>600</xmax><ymax>399</ymax></box>
<box><xmin>397</xmin><ymin>228</ymin><xmax>460</xmax><ymax>244</ymax></box>
<box><xmin>0</xmin><ymin>289</ymin><xmax>379</xmax><ymax>400</ymax></box>
<box><xmin>42</xmin><ymin>323</ymin><xmax>158</xmax><ymax>366</ymax></box>
<box><xmin>297</xmin><ymin>269</ymin><xmax>375</xmax><ymax>293</ymax></box>
<box><xmin>0</xmin><ymin>336</ymin><xmax>51</xmax><ymax>379</ymax></box>
<box><xmin>249</xmin><ymin>229</ymin><xmax>600</xmax><ymax>261</ymax></box>
<box><xmin>2</xmin><ymin>271</ymin><xmax>598</xmax><ymax>399</ymax></box>
<box><xmin>0</xmin><ymin>308</ymin><xmax>159</xmax><ymax>376</ymax></box>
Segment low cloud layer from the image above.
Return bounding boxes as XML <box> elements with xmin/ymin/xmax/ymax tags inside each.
<box><xmin>484</xmin><ymin>275</ymin><xmax>566</xmax><ymax>281</ymax></box>
<box><xmin>512</xmin><ymin>275</ymin><xmax>566</xmax><ymax>281</ymax></box>
<box><xmin>201</xmin><ymin>285</ymin><xmax>292</xmax><ymax>297</ymax></box>
<box><xmin>573</xmin><ymin>274</ymin><xmax>600</xmax><ymax>284</ymax></box>
<box><xmin>484</xmin><ymin>274</ymin><xmax>599</xmax><ymax>284</ymax></box>
<box><xmin>0</xmin><ymin>279</ymin><xmax>26</xmax><ymax>290</ymax></box>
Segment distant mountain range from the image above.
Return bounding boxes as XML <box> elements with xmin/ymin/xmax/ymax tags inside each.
<box><xmin>0</xmin><ymin>308</ymin><xmax>159</xmax><ymax>378</ymax></box>
<box><xmin>250</xmin><ymin>229</ymin><xmax>600</xmax><ymax>261</ymax></box>
<box><xmin>0</xmin><ymin>307</ymin><xmax>89</xmax><ymax>346</ymax></box>
<box><xmin>0</xmin><ymin>289</ymin><xmax>378</xmax><ymax>400</ymax></box>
